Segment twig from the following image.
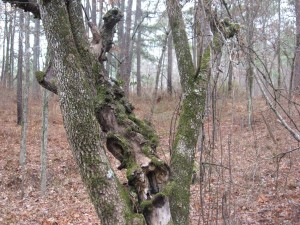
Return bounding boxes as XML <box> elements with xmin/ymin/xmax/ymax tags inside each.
<box><xmin>273</xmin><ymin>147</ymin><xmax>300</xmax><ymax>159</ymax></box>
<box><xmin>202</xmin><ymin>162</ymin><xmax>229</xmax><ymax>170</ymax></box>
<box><xmin>261</xmin><ymin>112</ymin><xmax>277</xmax><ymax>145</ymax></box>
<box><xmin>255</xmin><ymin>73</ymin><xmax>300</xmax><ymax>142</ymax></box>
<box><xmin>81</xmin><ymin>3</ymin><xmax>90</xmax><ymax>21</ymax></box>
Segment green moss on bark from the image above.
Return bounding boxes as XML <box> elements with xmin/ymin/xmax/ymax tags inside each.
<box><xmin>102</xmin><ymin>202</ymin><xmax>115</xmax><ymax>219</ymax></box>
<box><xmin>128</xmin><ymin>115</ymin><xmax>159</xmax><ymax>147</ymax></box>
<box><xmin>140</xmin><ymin>199</ymin><xmax>153</xmax><ymax>211</ymax></box>
<box><xmin>126</xmin><ymin>163</ymin><xmax>140</xmax><ymax>182</ymax></box>
<box><xmin>35</xmin><ymin>71</ymin><xmax>46</xmax><ymax>82</ymax></box>
<box><xmin>107</xmin><ymin>132</ymin><xmax>130</xmax><ymax>151</ymax></box>
<box><xmin>150</xmin><ymin>156</ymin><xmax>165</xmax><ymax>167</ymax></box>
<box><xmin>116</xmin><ymin>181</ymin><xmax>146</xmax><ymax>225</ymax></box>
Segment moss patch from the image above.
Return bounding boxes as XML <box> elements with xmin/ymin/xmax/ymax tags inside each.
<box><xmin>128</xmin><ymin>115</ymin><xmax>159</xmax><ymax>147</ymax></box>
<box><xmin>150</xmin><ymin>156</ymin><xmax>165</xmax><ymax>167</ymax></box>
<box><xmin>102</xmin><ymin>202</ymin><xmax>115</xmax><ymax>219</ymax></box>
<box><xmin>126</xmin><ymin>163</ymin><xmax>140</xmax><ymax>183</ymax></box>
<box><xmin>140</xmin><ymin>199</ymin><xmax>153</xmax><ymax>211</ymax></box>
<box><xmin>35</xmin><ymin>71</ymin><xmax>46</xmax><ymax>83</ymax></box>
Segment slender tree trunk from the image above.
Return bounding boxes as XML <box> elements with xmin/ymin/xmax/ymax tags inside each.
<box><xmin>20</xmin><ymin>11</ymin><xmax>30</xmax><ymax>165</ymax></box>
<box><xmin>136</xmin><ymin>0</ymin><xmax>142</xmax><ymax>96</ymax></box>
<box><xmin>166</xmin><ymin>0</ymin><xmax>208</xmax><ymax>224</ymax></box>
<box><xmin>91</xmin><ymin>0</ymin><xmax>96</xmax><ymax>25</ymax></box>
<box><xmin>294</xmin><ymin>0</ymin><xmax>300</xmax><ymax>91</ymax></box>
<box><xmin>17</xmin><ymin>9</ymin><xmax>24</xmax><ymax>125</ymax></box>
<box><xmin>192</xmin><ymin>1</ymin><xmax>197</xmax><ymax>66</ymax></box>
<box><xmin>40</xmin><ymin>89</ymin><xmax>49</xmax><ymax>195</ymax></box>
<box><xmin>8</xmin><ymin>9</ymin><xmax>16</xmax><ymax>89</ymax></box>
<box><xmin>262</xmin><ymin>8</ymin><xmax>269</xmax><ymax>88</ymax></box>
<box><xmin>117</xmin><ymin>0</ymin><xmax>125</xmax><ymax>79</ymax></box>
<box><xmin>4</xmin><ymin>6</ymin><xmax>12</xmax><ymax>87</ymax></box>
<box><xmin>160</xmin><ymin>58</ymin><xmax>165</xmax><ymax>91</ymax></box>
<box><xmin>33</xmin><ymin>19</ymin><xmax>41</xmax><ymax>96</ymax></box>
<box><xmin>85</xmin><ymin>0</ymin><xmax>90</xmax><ymax>35</ymax></box>
<box><xmin>19</xmin><ymin>12</ymin><xmax>30</xmax><ymax>198</ymax></box>
<box><xmin>98</xmin><ymin>0</ymin><xmax>103</xmax><ymax>28</ymax></box>
<box><xmin>167</xmin><ymin>32</ymin><xmax>173</xmax><ymax>95</ymax></box>
<box><xmin>246</xmin><ymin>0</ymin><xmax>254</xmax><ymax>129</ymax></box>
<box><xmin>120</xmin><ymin>0</ymin><xmax>133</xmax><ymax>96</ymax></box>
<box><xmin>228</xmin><ymin>61</ymin><xmax>233</xmax><ymax>94</ymax></box>
<box><xmin>148</xmin><ymin>33</ymin><xmax>169</xmax><ymax>122</ymax></box>
<box><xmin>1</xmin><ymin>4</ymin><xmax>7</xmax><ymax>84</ymax></box>
<box><xmin>277</xmin><ymin>0</ymin><xmax>281</xmax><ymax>96</ymax></box>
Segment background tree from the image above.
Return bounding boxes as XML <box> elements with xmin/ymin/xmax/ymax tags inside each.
<box><xmin>19</xmin><ymin>12</ymin><xmax>31</xmax><ymax>198</ymax></box>
<box><xmin>0</xmin><ymin>3</ymin><xmax>7</xmax><ymax>84</ymax></box>
<box><xmin>135</xmin><ymin>0</ymin><xmax>142</xmax><ymax>96</ymax></box>
<box><xmin>40</xmin><ymin>88</ymin><xmax>49</xmax><ymax>195</ymax></box>
<box><xmin>16</xmin><ymin>9</ymin><xmax>24</xmax><ymax>125</ymax></box>
<box><xmin>8</xmin><ymin>8</ymin><xmax>16</xmax><ymax>89</ymax></box>
<box><xmin>294</xmin><ymin>0</ymin><xmax>300</xmax><ymax>90</ymax></box>
<box><xmin>32</xmin><ymin>19</ymin><xmax>41</xmax><ymax>96</ymax></box>
<box><xmin>120</xmin><ymin>0</ymin><xmax>133</xmax><ymax>96</ymax></box>
<box><xmin>167</xmin><ymin>31</ymin><xmax>173</xmax><ymax>95</ymax></box>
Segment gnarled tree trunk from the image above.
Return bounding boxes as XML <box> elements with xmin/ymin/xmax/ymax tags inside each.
<box><xmin>4</xmin><ymin>0</ymin><xmax>171</xmax><ymax>224</ymax></box>
<box><xmin>3</xmin><ymin>0</ymin><xmax>238</xmax><ymax>224</ymax></box>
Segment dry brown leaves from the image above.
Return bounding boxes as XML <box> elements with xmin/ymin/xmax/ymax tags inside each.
<box><xmin>0</xmin><ymin>88</ymin><xmax>299</xmax><ymax>224</ymax></box>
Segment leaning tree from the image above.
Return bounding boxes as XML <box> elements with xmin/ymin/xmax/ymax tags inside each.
<box><xmin>2</xmin><ymin>0</ymin><xmax>237</xmax><ymax>224</ymax></box>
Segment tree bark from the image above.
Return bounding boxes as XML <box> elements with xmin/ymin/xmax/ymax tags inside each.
<box><xmin>166</xmin><ymin>0</ymin><xmax>208</xmax><ymax>224</ymax></box>
<box><xmin>136</xmin><ymin>0</ymin><xmax>142</xmax><ymax>96</ymax></box>
<box><xmin>117</xmin><ymin>0</ymin><xmax>125</xmax><ymax>79</ymax></box>
<box><xmin>32</xmin><ymin>19</ymin><xmax>41</xmax><ymax>96</ymax></box>
<box><xmin>8</xmin><ymin>8</ymin><xmax>16</xmax><ymax>89</ymax></box>
<box><xmin>1</xmin><ymin>4</ymin><xmax>8</xmax><ymax>85</ymax></box>
<box><xmin>294</xmin><ymin>0</ymin><xmax>300</xmax><ymax>91</ymax></box>
<box><xmin>19</xmin><ymin>12</ymin><xmax>31</xmax><ymax>198</ymax></box>
<box><xmin>98</xmin><ymin>0</ymin><xmax>104</xmax><ymax>28</ymax></box>
<box><xmin>246</xmin><ymin>0</ymin><xmax>254</xmax><ymax>129</ymax></box>
<box><xmin>167</xmin><ymin>32</ymin><xmax>173</xmax><ymax>95</ymax></box>
<box><xmin>40</xmin><ymin>88</ymin><xmax>49</xmax><ymax>195</ymax></box>
<box><xmin>277</xmin><ymin>0</ymin><xmax>281</xmax><ymax>97</ymax></box>
<box><xmin>85</xmin><ymin>0</ymin><xmax>90</xmax><ymax>35</ymax></box>
<box><xmin>91</xmin><ymin>0</ymin><xmax>97</xmax><ymax>25</ymax></box>
<box><xmin>228</xmin><ymin>60</ymin><xmax>233</xmax><ymax>94</ymax></box>
<box><xmin>24</xmin><ymin>1</ymin><xmax>171</xmax><ymax>224</ymax></box>
<box><xmin>17</xmin><ymin>9</ymin><xmax>24</xmax><ymax>125</ymax></box>
<box><xmin>120</xmin><ymin>0</ymin><xmax>133</xmax><ymax>96</ymax></box>
<box><xmin>39</xmin><ymin>2</ymin><xmax>129</xmax><ymax>224</ymax></box>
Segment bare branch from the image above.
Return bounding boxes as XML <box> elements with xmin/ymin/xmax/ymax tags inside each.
<box><xmin>274</xmin><ymin>147</ymin><xmax>300</xmax><ymax>159</ymax></box>
<box><xmin>3</xmin><ymin>0</ymin><xmax>40</xmax><ymax>18</ymax></box>
<box><xmin>255</xmin><ymin>73</ymin><xmax>300</xmax><ymax>142</ymax></box>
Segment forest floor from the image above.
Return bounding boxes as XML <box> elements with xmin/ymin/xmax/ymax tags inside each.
<box><xmin>0</xmin><ymin>87</ymin><xmax>300</xmax><ymax>225</ymax></box>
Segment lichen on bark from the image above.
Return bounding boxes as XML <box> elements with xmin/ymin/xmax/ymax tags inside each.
<box><xmin>29</xmin><ymin>1</ymin><xmax>172</xmax><ymax>224</ymax></box>
<box><xmin>166</xmin><ymin>0</ymin><xmax>208</xmax><ymax>224</ymax></box>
